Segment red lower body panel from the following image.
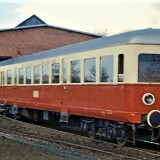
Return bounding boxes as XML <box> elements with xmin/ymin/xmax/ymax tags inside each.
<box><xmin>0</xmin><ymin>84</ymin><xmax>159</xmax><ymax>124</ymax></box>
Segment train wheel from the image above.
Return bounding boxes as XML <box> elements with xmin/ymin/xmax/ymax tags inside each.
<box><xmin>87</xmin><ymin>123</ymin><xmax>96</xmax><ymax>139</ymax></box>
<box><xmin>116</xmin><ymin>136</ymin><xmax>128</xmax><ymax>146</ymax></box>
<box><xmin>116</xmin><ymin>129</ymin><xmax>129</xmax><ymax>146</ymax></box>
<box><xmin>88</xmin><ymin>131</ymin><xmax>96</xmax><ymax>139</ymax></box>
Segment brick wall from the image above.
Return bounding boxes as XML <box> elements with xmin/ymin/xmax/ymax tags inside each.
<box><xmin>0</xmin><ymin>27</ymin><xmax>98</xmax><ymax>57</ymax></box>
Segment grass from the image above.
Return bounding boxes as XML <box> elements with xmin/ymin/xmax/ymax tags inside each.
<box><xmin>0</xmin><ymin>137</ymin><xmax>68</xmax><ymax>160</ymax></box>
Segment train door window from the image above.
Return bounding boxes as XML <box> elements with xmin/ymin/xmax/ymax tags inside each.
<box><xmin>52</xmin><ymin>63</ymin><xmax>59</xmax><ymax>83</ymax></box>
<box><xmin>26</xmin><ymin>67</ymin><xmax>31</xmax><ymax>84</ymax></box>
<box><xmin>118</xmin><ymin>54</ymin><xmax>124</xmax><ymax>82</ymax></box>
<box><xmin>19</xmin><ymin>68</ymin><xmax>24</xmax><ymax>84</ymax></box>
<box><xmin>7</xmin><ymin>70</ymin><xmax>12</xmax><ymax>85</ymax></box>
<box><xmin>63</xmin><ymin>62</ymin><xmax>67</xmax><ymax>83</ymax></box>
<box><xmin>71</xmin><ymin>60</ymin><xmax>80</xmax><ymax>83</ymax></box>
<box><xmin>34</xmin><ymin>66</ymin><xmax>40</xmax><ymax>84</ymax></box>
<box><xmin>42</xmin><ymin>65</ymin><xmax>49</xmax><ymax>84</ymax></box>
<box><xmin>100</xmin><ymin>56</ymin><xmax>113</xmax><ymax>82</ymax></box>
<box><xmin>84</xmin><ymin>58</ymin><xmax>96</xmax><ymax>82</ymax></box>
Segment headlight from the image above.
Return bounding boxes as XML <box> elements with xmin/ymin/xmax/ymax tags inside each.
<box><xmin>142</xmin><ymin>93</ymin><xmax>155</xmax><ymax>105</ymax></box>
<box><xmin>147</xmin><ymin>110</ymin><xmax>160</xmax><ymax>128</ymax></box>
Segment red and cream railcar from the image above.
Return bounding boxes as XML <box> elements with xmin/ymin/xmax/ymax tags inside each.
<box><xmin>0</xmin><ymin>28</ymin><xmax>160</xmax><ymax>145</ymax></box>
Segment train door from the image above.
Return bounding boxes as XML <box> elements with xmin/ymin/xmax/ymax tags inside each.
<box><xmin>60</xmin><ymin>58</ymin><xmax>70</xmax><ymax>123</ymax></box>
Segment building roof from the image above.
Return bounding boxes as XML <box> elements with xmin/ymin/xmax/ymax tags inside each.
<box><xmin>16</xmin><ymin>14</ymin><xmax>46</xmax><ymax>27</ymax></box>
<box><xmin>1</xmin><ymin>28</ymin><xmax>160</xmax><ymax>67</ymax></box>
<box><xmin>0</xmin><ymin>14</ymin><xmax>102</xmax><ymax>37</ymax></box>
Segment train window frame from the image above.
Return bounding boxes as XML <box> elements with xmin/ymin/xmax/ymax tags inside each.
<box><xmin>42</xmin><ymin>64</ymin><xmax>49</xmax><ymax>84</ymax></box>
<box><xmin>100</xmin><ymin>55</ymin><xmax>113</xmax><ymax>83</ymax></box>
<box><xmin>1</xmin><ymin>70</ymin><xmax>5</xmax><ymax>85</ymax></box>
<box><xmin>118</xmin><ymin>54</ymin><xmax>124</xmax><ymax>82</ymax></box>
<box><xmin>34</xmin><ymin>66</ymin><xmax>40</xmax><ymax>85</ymax></box>
<box><xmin>26</xmin><ymin>67</ymin><xmax>32</xmax><ymax>85</ymax></box>
<box><xmin>7</xmin><ymin>70</ymin><xmax>12</xmax><ymax>85</ymax></box>
<box><xmin>63</xmin><ymin>61</ymin><xmax>67</xmax><ymax>83</ymax></box>
<box><xmin>18</xmin><ymin>68</ymin><xmax>24</xmax><ymax>85</ymax></box>
<box><xmin>14</xmin><ymin>68</ymin><xmax>17</xmax><ymax>85</ymax></box>
<box><xmin>52</xmin><ymin>63</ymin><xmax>60</xmax><ymax>83</ymax></box>
<box><xmin>71</xmin><ymin>60</ymin><xmax>81</xmax><ymax>83</ymax></box>
<box><xmin>138</xmin><ymin>53</ymin><xmax>160</xmax><ymax>83</ymax></box>
<box><xmin>84</xmin><ymin>57</ymin><xmax>96</xmax><ymax>83</ymax></box>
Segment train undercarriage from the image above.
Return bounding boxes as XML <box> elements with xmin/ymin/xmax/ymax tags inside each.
<box><xmin>1</xmin><ymin>105</ymin><xmax>160</xmax><ymax>146</ymax></box>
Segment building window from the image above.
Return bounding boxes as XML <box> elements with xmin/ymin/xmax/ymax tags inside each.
<box><xmin>34</xmin><ymin>66</ymin><xmax>40</xmax><ymax>84</ymax></box>
<box><xmin>26</xmin><ymin>67</ymin><xmax>32</xmax><ymax>84</ymax></box>
<box><xmin>63</xmin><ymin>62</ymin><xmax>67</xmax><ymax>83</ymax></box>
<box><xmin>71</xmin><ymin>60</ymin><xmax>80</xmax><ymax>83</ymax></box>
<box><xmin>7</xmin><ymin>70</ymin><xmax>12</xmax><ymax>85</ymax></box>
<box><xmin>100</xmin><ymin>56</ymin><xmax>113</xmax><ymax>82</ymax></box>
<box><xmin>84</xmin><ymin>58</ymin><xmax>96</xmax><ymax>82</ymax></box>
<box><xmin>42</xmin><ymin>65</ymin><xmax>49</xmax><ymax>84</ymax></box>
<box><xmin>19</xmin><ymin>68</ymin><xmax>24</xmax><ymax>84</ymax></box>
<box><xmin>52</xmin><ymin>63</ymin><xmax>59</xmax><ymax>83</ymax></box>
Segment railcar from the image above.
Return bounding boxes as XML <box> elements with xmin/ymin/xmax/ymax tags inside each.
<box><xmin>0</xmin><ymin>28</ymin><xmax>160</xmax><ymax>146</ymax></box>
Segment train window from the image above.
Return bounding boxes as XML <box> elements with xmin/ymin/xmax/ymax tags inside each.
<box><xmin>7</xmin><ymin>70</ymin><xmax>12</xmax><ymax>85</ymax></box>
<box><xmin>63</xmin><ymin>62</ymin><xmax>67</xmax><ymax>83</ymax></box>
<box><xmin>1</xmin><ymin>71</ymin><xmax>5</xmax><ymax>85</ymax></box>
<box><xmin>118</xmin><ymin>54</ymin><xmax>124</xmax><ymax>82</ymax></box>
<box><xmin>42</xmin><ymin>65</ymin><xmax>49</xmax><ymax>84</ymax></box>
<box><xmin>138</xmin><ymin>54</ymin><xmax>160</xmax><ymax>82</ymax></box>
<box><xmin>19</xmin><ymin>68</ymin><xmax>24</xmax><ymax>84</ymax></box>
<box><xmin>84</xmin><ymin>58</ymin><xmax>96</xmax><ymax>82</ymax></box>
<box><xmin>34</xmin><ymin>66</ymin><xmax>40</xmax><ymax>84</ymax></box>
<box><xmin>100</xmin><ymin>56</ymin><xmax>113</xmax><ymax>82</ymax></box>
<box><xmin>14</xmin><ymin>69</ymin><xmax>17</xmax><ymax>85</ymax></box>
<box><xmin>52</xmin><ymin>63</ymin><xmax>59</xmax><ymax>83</ymax></box>
<box><xmin>26</xmin><ymin>67</ymin><xmax>31</xmax><ymax>84</ymax></box>
<box><xmin>71</xmin><ymin>60</ymin><xmax>80</xmax><ymax>83</ymax></box>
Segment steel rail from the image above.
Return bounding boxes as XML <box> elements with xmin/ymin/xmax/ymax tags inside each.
<box><xmin>0</xmin><ymin>115</ymin><xmax>159</xmax><ymax>160</ymax></box>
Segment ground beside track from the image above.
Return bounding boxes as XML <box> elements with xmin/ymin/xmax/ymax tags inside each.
<box><xmin>0</xmin><ymin>138</ymin><xmax>73</xmax><ymax>160</ymax></box>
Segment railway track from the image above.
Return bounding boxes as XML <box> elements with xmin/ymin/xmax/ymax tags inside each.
<box><xmin>0</xmin><ymin>115</ymin><xmax>159</xmax><ymax>160</ymax></box>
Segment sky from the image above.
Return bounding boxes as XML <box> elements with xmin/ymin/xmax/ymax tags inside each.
<box><xmin>0</xmin><ymin>0</ymin><xmax>160</xmax><ymax>35</ymax></box>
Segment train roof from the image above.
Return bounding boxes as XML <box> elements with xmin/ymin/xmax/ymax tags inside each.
<box><xmin>1</xmin><ymin>28</ymin><xmax>160</xmax><ymax>66</ymax></box>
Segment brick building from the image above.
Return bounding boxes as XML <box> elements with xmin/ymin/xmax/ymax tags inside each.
<box><xmin>0</xmin><ymin>15</ymin><xmax>101</xmax><ymax>59</ymax></box>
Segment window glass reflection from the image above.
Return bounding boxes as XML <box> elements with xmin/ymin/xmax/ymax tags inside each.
<box><xmin>26</xmin><ymin>67</ymin><xmax>31</xmax><ymax>84</ymax></box>
<box><xmin>138</xmin><ymin>54</ymin><xmax>160</xmax><ymax>82</ymax></box>
<box><xmin>19</xmin><ymin>68</ymin><xmax>24</xmax><ymax>84</ymax></box>
<box><xmin>42</xmin><ymin>65</ymin><xmax>49</xmax><ymax>84</ymax></box>
<box><xmin>84</xmin><ymin>58</ymin><xmax>96</xmax><ymax>82</ymax></box>
<box><xmin>71</xmin><ymin>60</ymin><xmax>80</xmax><ymax>83</ymax></box>
<box><xmin>14</xmin><ymin>69</ymin><xmax>17</xmax><ymax>85</ymax></box>
<box><xmin>7</xmin><ymin>70</ymin><xmax>12</xmax><ymax>85</ymax></box>
<box><xmin>63</xmin><ymin>62</ymin><xmax>67</xmax><ymax>83</ymax></box>
<box><xmin>52</xmin><ymin>63</ymin><xmax>59</xmax><ymax>83</ymax></box>
<box><xmin>1</xmin><ymin>71</ymin><xmax>5</xmax><ymax>85</ymax></box>
<box><xmin>34</xmin><ymin>66</ymin><xmax>40</xmax><ymax>84</ymax></box>
<box><xmin>100</xmin><ymin>56</ymin><xmax>113</xmax><ymax>82</ymax></box>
